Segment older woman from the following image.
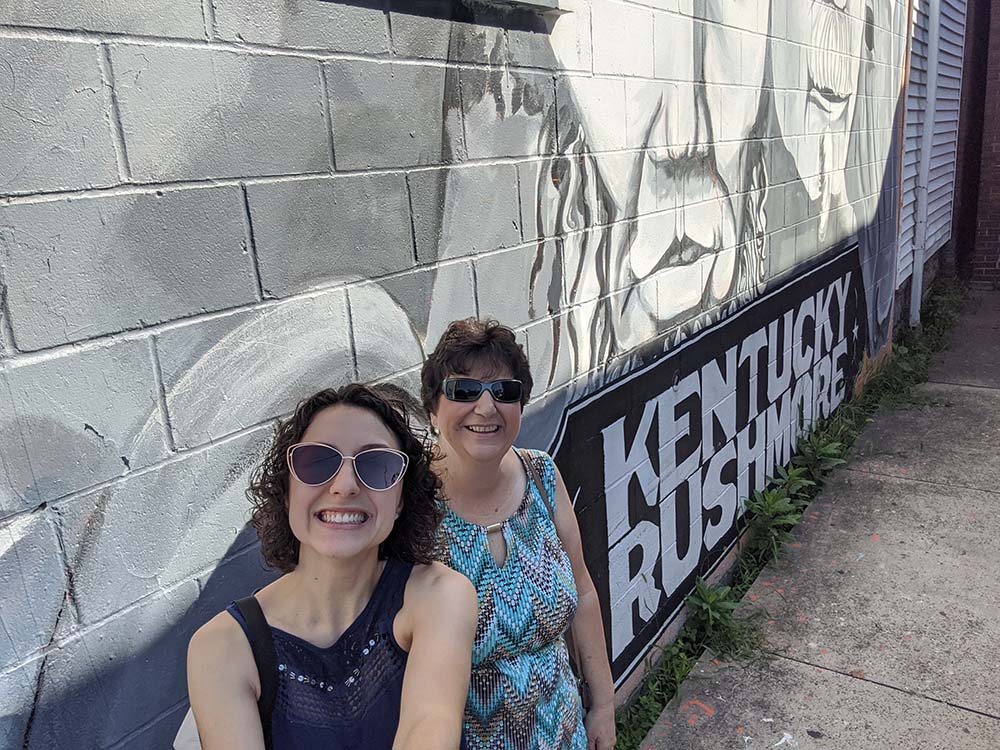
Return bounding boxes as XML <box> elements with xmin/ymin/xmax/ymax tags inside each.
<box><xmin>186</xmin><ymin>384</ymin><xmax>476</xmax><ymax>750</ymax></box>
<box><xmin>422</xmin><ymin>320</ymin><xmax>616</xmax><ymax>750</ymax></box>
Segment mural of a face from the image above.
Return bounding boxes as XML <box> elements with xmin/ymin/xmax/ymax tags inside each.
<box><xmin>565</xmin><ymin>1</ymin><xmax>770</xmax><ymax>334</ymax></box>
<box><xmin>776</xmin><ymin>0</ymin><xmax>868</xmax><ymax>233</ymax></box>
<box><xmin>514</xmin><ymin>0</ymin><xmax>773</xmax><ymax>398</ymax></box>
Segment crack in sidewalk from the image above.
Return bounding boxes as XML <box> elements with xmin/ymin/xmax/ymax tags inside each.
<box><xmin>844</xmin><ymin>466</ymin><xmax>1000</xmax><ymax>497</ymax></box>
<box><xmin>766</xmin><ymin>651</ymin><xmax>1000</xmax><ymax>723</ymax></box>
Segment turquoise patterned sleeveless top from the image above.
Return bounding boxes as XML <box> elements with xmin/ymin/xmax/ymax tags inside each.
<box><xmin>434</xmin><ymin>449</ymin><xmax>586</xmax><ymax>750</ymax></box>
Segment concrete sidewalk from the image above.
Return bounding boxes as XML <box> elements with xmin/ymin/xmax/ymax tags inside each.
<box><xmin>642</xmin><ymin>291</ymin><xmax>1000</xmax><ymax>749</ymax></box>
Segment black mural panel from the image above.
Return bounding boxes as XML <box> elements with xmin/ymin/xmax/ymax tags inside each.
<box><xmin>549</xmin><ymin>245</ymin><xmax>868</xmax><ymax>686</ymax></box>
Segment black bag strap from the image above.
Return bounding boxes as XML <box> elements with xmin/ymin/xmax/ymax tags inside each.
<box><xmin>234</xmin><ymin>596</ymin><xmax>277</xmax><ymax>750</ymax></box>
<box><xmin>516</xmin><ymin>447</ymin><xmax>554</xmax><ymax>520</ymax></box>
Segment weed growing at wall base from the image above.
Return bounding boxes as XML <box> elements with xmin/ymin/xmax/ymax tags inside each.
<box><xmin>613</xmin><ymin>281</ymin><xmax>966</xmax><ymax>750</ymax></box>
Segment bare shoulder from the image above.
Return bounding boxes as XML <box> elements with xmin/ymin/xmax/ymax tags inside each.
<box><xmin>187</xmin><ymin>609</ymin><xmax>266</xmax><ymax>747</ymax></box>
<box><xmin>188</xmin><ymin>610</ymin><xmax>255</xmax><ymax>687</ymax></box>
<box><xmin>190</xmin><ymin>609</ymin><xmax>244</xmax><ymax>650</ymax></box>
<box><xmin>396</xmin><ymin>562</ymin><xmax>476</xmax><ymax>651</ymax></box>
<box><xmin>406</xmin><ymin>561</ymin><xmax>476</xmax><ymax>606</ymax></box>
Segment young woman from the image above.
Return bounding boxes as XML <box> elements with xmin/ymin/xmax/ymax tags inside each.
<box><xmin>422</xmin><ymin>320</ymin><xmax>617</xmax><ymax>750</ymax></box>
<box><xmin>186</xmin><ymin>384</ymin><xmax>477</xmax><ymax>750</ymax></box>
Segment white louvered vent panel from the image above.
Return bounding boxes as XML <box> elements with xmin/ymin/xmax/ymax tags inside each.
<box><xmin>898</xmin><ymin>1</ymin><xmax>931</xmax><ymax>287</ymax></box>
<box><xmin>926</xmin><ymin>0</ymin><xmax>968</xmax><ymax>254</ymax></box>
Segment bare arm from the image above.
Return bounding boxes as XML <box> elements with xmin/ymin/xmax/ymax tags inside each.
<box><xmin>393</xmin><ymin>563</ymin><xmax>477</xmax><ymax>750</ymax></box>
<box><xmin>187</xmin><ymin>612</ymin><xmax>266</xmax><ymax>750</ymax></box>
<box><xmin>551</xmin><ymin>463</ymin><xmax>617</xmax><ymax>750</ymax></box>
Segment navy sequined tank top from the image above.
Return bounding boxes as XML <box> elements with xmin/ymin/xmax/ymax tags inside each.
<box><xmin>226</xmin><ymin>557</ymin><xmax>412</xmax><ymax>750</ymax></box>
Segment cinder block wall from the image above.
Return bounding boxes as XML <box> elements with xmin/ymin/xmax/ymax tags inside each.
<box><xmin>0</xmin><ymin>1</ymin><xmax>909</xmax><ymax>747</ymax></box>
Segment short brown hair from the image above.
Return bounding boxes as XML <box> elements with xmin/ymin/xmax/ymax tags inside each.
<box><xmin>421</xmin><ymin>318</ymin><xmax>533</xmax><ymax>417</ymax></box>
<box><xmin>249</xmin><ymin>383</ymin><xmax>442</xmax><ymax>572</ymax></box>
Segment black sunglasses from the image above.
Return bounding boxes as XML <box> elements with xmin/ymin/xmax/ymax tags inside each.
<box><xmin>287</xmin><ymin>443</ymin><xmax>408</xmax><ymax>491</ymax></box>
<box><xmin>442</xmin><ymin>378</ymin><xmax>523</xmax><ymax>404</ymax></box>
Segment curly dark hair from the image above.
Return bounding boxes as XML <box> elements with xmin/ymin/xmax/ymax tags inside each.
<box><xmin>249</xmin><ymin>383</ymin><xmax>442</xmax><ymax>572</ymax></box>
<box><xmin>421</xmin><ymin>318</ymin><xmax>533</xmax><ymax>417</ymax></box>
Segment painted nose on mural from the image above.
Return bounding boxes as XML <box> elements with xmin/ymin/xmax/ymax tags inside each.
<box><xmin>653</xmin><ymin>80</ymin><xmax>712</xmax><ymax>163</ymax></box>
<box><xmin>636</xmin><ymin>85</ymin><xmax>735</xmax><ymax>281</ymax></box>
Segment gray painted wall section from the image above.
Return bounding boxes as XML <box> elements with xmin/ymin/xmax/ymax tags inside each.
<box><xmin>0</xmin><ymin>0</ymin><xmax>910</xmax><ymax>746</ymax></box>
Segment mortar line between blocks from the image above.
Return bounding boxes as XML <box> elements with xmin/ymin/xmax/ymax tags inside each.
<box><xmin>404</xmin><ymin>175</ymin><xmax>420</xmax><ymax>265</ymax></box>
<box><xmin>98</xmin><ymin>44</ymin><xmax>133</xmax><ymax>183</ymax></box>
<box><xmin>0</xmin><ymin>277</ymin><xmax>19</xmax><ymax>353</ymax></box>
<box><xmin>319</xmin><ymin>62</ymin><xmax>337</xmax><ymax>171</ymax></box>
<box><xmin>0</xmin><ymin>24</ymin><xmax>595</xmax><ymax>74</ymax></box>
<box><xmin>344</xmin><ymin>290</ymin><xmax>360</xmax><ymax>381</ymax></box>
<box><xmin>38</xmin><ymin>416</ymin><xmax>276</xmax><ymax>506</ymax></box>
<box><xmin>471</xmin><ymin>262</ymin><xmax>481</xmax><ymax>319</ymax></box>
<box><xmin>383</xmin><ymin>0</ymin><xmax>394</xmax><ymax>53</ymax></box>
<box><xmin>201</xmin><ymin>0</ymin><xmax>217</xmax><ymax>40</ymax></box>
<box><xmin>0</xmin><ymin>246</ymin><xmax>527</xmax><ymax>370</ymax></box>
<box><xmin>0</xmin><ymin>254</ymin><xmax>686</xmax><ymax>378</ymax></box>
<box><xmin>587</xmin><ymin>1</ymin><xmax>596</xmax><ymax>76</ymax></box>
<box><xmin>48</xmin><ymin>507</ymin><xmax>82</xmax><ymax>627</ymax></box>
<box><xmin>456</xmin><ymin>63</ymin><xmax>470</xmax><ymax>161</ymax></box>
<box><xmin>239</xmin><ymin>185</ymin><xmax>265</xmax><ymax>301</ymax></box>
<box><xmin>149</xmin><ymin>337</ymin><xmax>178</xmax><ymax>453</ymax></box>
<box><xmin>550</xmin><ymin>74</ymin><xmax>560</xmax><ymax>159</ymax></box>
<box><xmin>769</xmin><ymin>652</ymin><xmax>1000</xmax><ymax>722</ymax></box>
<box><xmin>843</xmin><ymin>466</ymin><xmax>1000</xmax><ymax>497</ymax></box>
<box><xmin>514</xmin><ymin>163</ymin><xmax>525</xmax><ymax>244</ymax></box>
<box><xmin>1</xmin><ymin>143</ymin><xmax>892</xmax><ymax>205</ymax></box>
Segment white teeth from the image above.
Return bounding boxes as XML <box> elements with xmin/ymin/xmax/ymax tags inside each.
<box><xmin>466</xmin><ymin>425</ymin><xmax>499</xmax><ymax>433</ymax></box>
<box><xmin>317</xmin><ymin>511</ymin><xmax>368</xmax><ymax>524</ymax></box>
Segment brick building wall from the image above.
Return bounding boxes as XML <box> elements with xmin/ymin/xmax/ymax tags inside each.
<box><xmin>951</xmin><ymin>0</ymin><xmax>990</xmax><ymax>279</ymax></box>
<box><xmin>972</xmin><ymin>0</ymin><xmax>1000</xmax><ymax>288</ymax></box>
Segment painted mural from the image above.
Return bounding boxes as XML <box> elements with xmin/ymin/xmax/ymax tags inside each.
<box><xmin>0</xmin><ymin>0</ymin><xmax>908</xmax><ymax>746</ymax></box>
<box><xmin>551</xmin><ymin>247</ymin><xmax>868</xmax><ymax>684</ymax></box>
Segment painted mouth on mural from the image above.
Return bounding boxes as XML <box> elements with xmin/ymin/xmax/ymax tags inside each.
<box><xmin>643</xmin><ymin>151</ymin><xmax>735</xmax><ymax>260</ymax></box>
<box><xmin>639</xmin><ymin>152</ymin><xmax>738</xmax><ymax>280</ymax></box>
<box><xmin>807</xmin><ymin>84</ymin><xmax>851</xmax><ymax>119</ymax></box>
<box><xmin>652</xmin><ymin>236</ymin><xmax>722</xmax><ymax>271</ymax></box>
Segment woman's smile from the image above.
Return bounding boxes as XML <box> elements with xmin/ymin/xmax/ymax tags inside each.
<box><xmin>464</xmin><ymin>424</ymin><xmax>501</xmax><ymax>435</ymax></box>
<box><xmin>314</xmin><ymin>508</ymin><xmax>371</xmax><ymax>527</ymax></box>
